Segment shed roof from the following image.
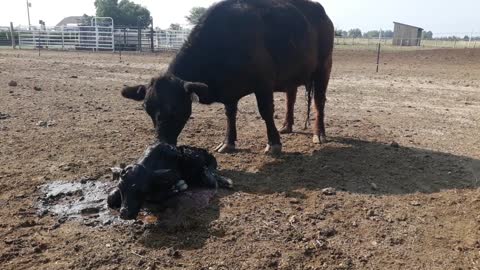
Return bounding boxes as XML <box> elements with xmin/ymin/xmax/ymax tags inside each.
<box><xmin>393</xmin><ymin>22</ymin><xmax>424</xmax><ymax>31</ymax></box>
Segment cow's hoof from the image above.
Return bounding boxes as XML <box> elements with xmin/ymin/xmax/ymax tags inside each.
<box><xmin>279</xmin><ymin>125</ymin><xmax>293</xmax><ymax>134</ymax></box>
<box><xmin>264</xmin><ymin>144</ymin><xmax>282</xmax><ymax>155</ymax></box>
<box><xmin>313</xmin><ymin>135</ymin><xmax>327</xmax><ymax>144</ymax></box>
<box><xmin>218</xmin><ymin>176</ymin><xmax>234</xmax><ymax>189</ymax></box>
<box><xmin>215</xmin><ymin>143</ymin><xmax>235</xmax><ymax>153</ymax></box>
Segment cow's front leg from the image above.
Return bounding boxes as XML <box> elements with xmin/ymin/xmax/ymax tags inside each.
<box><xmin>279</xmin><ymin>87</ymin><xmax>297</xmax><ymax>134</ymax></box>
<box><xmin>215</xmin><ymin>102</ymin><xmax>238</xmax><ymax>153</ymax></box>
<box><xmin>255</xmin><ymin>91</ymin><xmax>282</xmax><ymax>155</ymax></box>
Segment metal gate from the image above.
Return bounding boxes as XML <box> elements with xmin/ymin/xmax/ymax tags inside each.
<box><xmin>17</xmin><ymin>17</ymin><xmax>114</xmax><ymax>51</ymax></box>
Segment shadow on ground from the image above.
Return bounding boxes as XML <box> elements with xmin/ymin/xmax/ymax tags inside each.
<box><xmin>140</xmin><ymin>137</ymin><xmax>480</xmax><ymax>250</ymax></box>
<box><xmin>226</xmin><ymin>137</ymin><xmax>479</xmax><ymax>195</ymax></box>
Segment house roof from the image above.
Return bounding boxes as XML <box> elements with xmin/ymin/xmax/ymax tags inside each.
<box><xmin>393</xmin><ymin>22</ymin><xmax>424</xmax><ymax>31</ymax></box>
<box><xmin>56</xmin><ymin>16</ymin><xmax>84</xmax><ymax>27</ymax></box>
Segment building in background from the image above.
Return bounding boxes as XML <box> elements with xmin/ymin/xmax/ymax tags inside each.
<box><xmin>56</xmin><ymin>16</ymin><xmax>84</xmax><ymax>27</ymax></box>
<box><xmin>393</xmin><ymin>22</ymin><xmax>423</xmax><ymax>46</ymax></box>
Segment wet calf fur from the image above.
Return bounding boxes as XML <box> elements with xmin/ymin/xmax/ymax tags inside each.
<box><xmin>108</xmin><ymin>142</ymin><xmax>232</xmax><ymax>220</ymax></box>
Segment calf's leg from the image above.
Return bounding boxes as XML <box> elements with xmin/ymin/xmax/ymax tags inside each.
<box><xmin>279</xmin><ymin>87</ymin><xmax>298</xmax><ymax>134</ymax></box>
<box><xmin>215</xmin><ymin>102</ymin><xmax>238</xmax><ymax>153</ymax></box>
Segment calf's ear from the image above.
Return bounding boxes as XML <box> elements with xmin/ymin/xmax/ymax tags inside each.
<box><xmin>184</xmin><ymin>82</ymin><xmax>209</xmax><ymax>103</ymax></box>
<box><xmin>121</xmin><ymin>85</ymin><xmax>146</xmax><ymax>101</ymax></box>
<box><xmin>153</xmin><ymin>169</ymin><xmax>172</xmax><ymax>176</ymax></box>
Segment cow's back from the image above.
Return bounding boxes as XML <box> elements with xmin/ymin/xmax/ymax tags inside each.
<box><xmin>288</xmin><ymin>0</ymin><xmax>334</xmax><ymax>59</ymax></box>
<box><xmin>169</xmin><ymin>0</ymin><xmax>317</xmax><ymax>95</ymax></box>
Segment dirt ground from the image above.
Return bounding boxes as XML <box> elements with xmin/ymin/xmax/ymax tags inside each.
<box><xmin>1</xmin><ymin>47</ymin><xmax>480</xmax><ymax>270</ymax></box>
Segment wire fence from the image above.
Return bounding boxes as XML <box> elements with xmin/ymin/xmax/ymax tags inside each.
<box><xmin>1</xmin><ymin>23</ymin><xmax>479</xmax><ymax>52</ymax></box>
<box><xmin>334</xmin><ymin>36</ymin><xmax>479</xmax><ymax>50</ymax></box>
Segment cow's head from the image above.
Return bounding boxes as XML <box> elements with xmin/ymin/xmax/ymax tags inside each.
<box><xmin>121</xmin><ymin>73</ymin><xmax>209</xmax><ymax>145</ymax></box>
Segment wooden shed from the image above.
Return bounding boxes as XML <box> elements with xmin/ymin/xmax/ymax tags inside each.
<box><xmin>393</xmin><ymin>22</ymin><xmax>423</xmax><ymax>46</ymax></box>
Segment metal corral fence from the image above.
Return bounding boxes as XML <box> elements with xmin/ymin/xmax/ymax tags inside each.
<box><xmin>334</xmin><ymin>36</ymin><xmax>480</xmax><ymax>49</ymax></box>
<box><xmin>16</xmin><ymin>25</ymin><xmax>115</xmax><ymax>51</ymax></box>
<box><xmin>113</xmin><ymin>27</ymin><xmax>190</xmax><ymax>51</ymax></box>
<box><xmin>1</xmin><ymin>24</ymin><xmax>479</xmax><ymax>52</ymax></box>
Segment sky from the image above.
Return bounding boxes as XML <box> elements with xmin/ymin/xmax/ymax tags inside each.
<box><xmin>0</xmin><ymin>0</ymin><xmax>478</xmax><ymax>36</ymax></box>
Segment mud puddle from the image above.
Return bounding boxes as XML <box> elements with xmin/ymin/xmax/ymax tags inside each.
<box><xmin>38</xmin><ymin>179</ymin><xmax>218</xmax><ymax>227</ymax></box>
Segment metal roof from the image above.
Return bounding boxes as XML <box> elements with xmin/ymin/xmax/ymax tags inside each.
<box><xmin>393</xmin><ymin>22</ymin><xmax>424</xmax><ymax>31</ymax></box>
<box><xmin>56</xmin><ymin>16</ymin><xmax>84</xmax><ymax>27</ymax></box>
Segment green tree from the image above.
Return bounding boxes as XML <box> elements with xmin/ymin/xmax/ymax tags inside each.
<box><xmin>364</xmin><ymin>30</ymin><xmax>380</xmax><ymax>38</ymax></box>
<box><xmin>169</xmin><ymin>23</ymin><xmax>182</xmax><ymax>31</ymax></box>
<box><xmin>186</xmin><ymin>7</ymin><xmax>207</xmax><ymax>25</ymax></box>
<box><xmin>94</xmin><ymin>0</ymin><xmax>151</xmax><ymax>28</ymax></box>
<box><xmin>348</xmin><ymin>28</ymin><xmax>362</xmax><ymax>38</ymax></box>
<box><xmin>383</xmin><ymin>30</ymin><xmax>394</xmax><ymax>38</ymax></box>
<box><xmin>422</xmin><ymin>30</ymin><xmax>433</xmax><ymax>40</ymax></box>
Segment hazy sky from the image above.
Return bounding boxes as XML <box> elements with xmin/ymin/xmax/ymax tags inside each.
<box><xmin>0</xmin><ymin>0</ymin><xmax>478</xmax><ymax>35</ymax></box>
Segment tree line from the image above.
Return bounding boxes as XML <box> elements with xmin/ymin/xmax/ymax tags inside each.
<box><xmin>335</xmin><ymin>29</ymin><xmax>436</xmax><ymax>40</ymax></box>
<box><xmin>88</xmin><ymin>1</ymin><xmax>478</xmax><ymax>41</ymax></box>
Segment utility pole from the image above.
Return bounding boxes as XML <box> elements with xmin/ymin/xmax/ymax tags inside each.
<box><xmin>26</xmin><ymin>0</ymin><xmax>31</xmax><ymax>30</ymax></box>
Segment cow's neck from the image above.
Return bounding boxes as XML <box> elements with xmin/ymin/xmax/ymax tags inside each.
<box><xmin>167</xmin><ymin>45</ymin><xmax>206</xmax><ymax>83</ymax></box>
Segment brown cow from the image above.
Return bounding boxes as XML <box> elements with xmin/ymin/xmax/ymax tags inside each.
<box><xmin>122</xmin><ymin>0</ymin><xmax>334</xmax><ymax>154</ymax></box>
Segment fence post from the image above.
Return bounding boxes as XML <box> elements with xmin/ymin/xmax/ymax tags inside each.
<box><xmin>376</xmin><ymin>43</ymin><xmax>381</xmax><ymax>73</ymax></box>
<box><xmin>61</xmin><ymin>26</ymin><xmax>65</xmax><ymax>50</ymax></box>
<box><xmin>150</xmin><ymin>25</ymin><xmax>154</xmax><ymax>52</ymax></box>
<box><xmin>137</xmin><ymin>27</ymin><xmax>142</xmax><ymax>52</ymax></box>
<box><xmin>95</xmin><ymin>24</ymin><xmax>99</xmax><ymax>52</ymax></box>
<box><xmin>454</xmin><ymin>40</ymin><xmax>457</xmax><ymax>48</ymax></box>
<box><xmin>9</xmin><ymin>22</ymin><xmax>16</xmax><ymax>49</ymax></box>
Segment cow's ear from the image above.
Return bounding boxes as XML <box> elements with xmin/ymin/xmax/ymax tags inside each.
<box><xmin>121</xmin><ymin>85</ymin><xmax>146</xmax><ymax>101</ymax></box>
<box><xmin>184</xmin><ymin>82</ymin><xmax>209</xmax><ymax>102</ymax></box>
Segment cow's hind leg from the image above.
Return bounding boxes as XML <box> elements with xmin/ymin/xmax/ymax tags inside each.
<box><xmin>215</xmin><ymin>102</ymin><xmax>238</xmax><ymax>153</ymax></box>
<box><xmin>313</xmin><ymin>54</ymin><xmax>332</xmax><ymax>144</ymax></box>
<box><xmin>279</xmin><ymin>87</ymin><xmax>298</xmax><ymax>134</ymax></box>
<box><xmin>255</xmin><ymin>90</ymin><xmax>282</xmax><ymax>155</ymax></box>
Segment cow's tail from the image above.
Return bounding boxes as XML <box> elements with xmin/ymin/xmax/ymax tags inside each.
<box><xmin>304</xmin><ymin>78</ymin><xmax>315</xmax><ymax>130</ymax></box>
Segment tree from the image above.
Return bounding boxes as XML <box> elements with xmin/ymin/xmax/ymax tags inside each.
<box><xmin>364</xmin><ymin>30</ymin><xmax>380</xmax><ymax>38</ymax></box>
<box><xmin>383</xmin><ymin>30</ymin><xmax>394</xmax><ymax>38</ymax></box>
<box><xmin>334</xmin><ymin>29</ymin><xmax>344</xmax><ymax>37</ymax></box>
<box><xmin>422</xmin><ymin>30</ymin><xmax>433</xmax><ymax>40</ymax></box>
<box><xmin>94</xmin><ymin>0</ymin><xmax>151</xmax><ymax>28</ymax></box>
<box><xmin>348</xmin><ymin>28</ymin><xmax>362</xmax><ymax>38</ymax></box>
<box><xmin>80</xmin><ymin>14</ymin><xmax>93</xmax><ymax>26</ymax></box>
<box><xmin>463</xmin><ymin>35</ymin><xmax>470</xmax><ymax>41</ymax></box>
<box><xmin>186</xmin><ymin>7</ymin><xmax>207</xmax><ymax>25</ymax></box>
<box><xmin>169</xmin><ymin>23</ymin><xmax>182</xmax><ymax>31</ymax></box>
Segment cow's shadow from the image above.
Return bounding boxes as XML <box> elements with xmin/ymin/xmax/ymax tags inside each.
<box><xmin>224</xmin><ymin>137</ymin><xmax>480</xmax><ymax>196</ymax></box>
<box><xmin>139</xmin><ymin>137</ymin><xmax>480</xmax><ymax>250</ymax></box>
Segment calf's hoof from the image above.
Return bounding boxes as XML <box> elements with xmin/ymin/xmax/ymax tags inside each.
<box><xmin>215</xmin><ymin>143</ymin><xmax>235</xmax><ymax>153</ymax></box>
<box><xmin>279</xmin><ymin>125</ymin><xmax>293</xmax><ymax>134</ymax></box>
<box><xmin>175</xmin><ymin>180</ymin><xmax>188</xmax><ymax>192</ymax></box>
<box><xmin>217</xmin><ymin>176</ymin><xmax>234</xmax><ymax>189</ymax></box>
<box><xmin>313</xmin><ymin>135</ymin><xmax>328</xmax><ymax>144</ymax></box>
<box><xmin>264</xmin><ymin>144</ymin><xmax>282</xmax><ymax>155</ymax></box>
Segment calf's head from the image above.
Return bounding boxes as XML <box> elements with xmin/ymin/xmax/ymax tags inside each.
<box><xmin>117</xmin><ymin>165</ymin><xmax>174</xmax><ymax>220</ymax></box>
<box><xmin>122</xmin><ymin>74</ymin><xmax>209</xmax><ymax>145</ymax></box>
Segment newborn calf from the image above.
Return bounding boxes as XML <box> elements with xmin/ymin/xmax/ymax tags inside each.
<box><xmin>108</xmin><ymin>142</ymin><xmax>233</xmax><ymax>220</ymax></box>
